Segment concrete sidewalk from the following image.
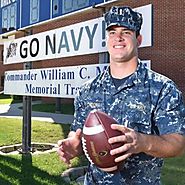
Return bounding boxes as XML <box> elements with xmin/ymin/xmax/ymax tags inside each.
<box><xmin>0</xmin><ymin>101</ymin><xmax>74</xmax><ymax>124</ymax></box>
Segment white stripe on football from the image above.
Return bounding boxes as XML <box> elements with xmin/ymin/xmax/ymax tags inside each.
<box><xmin>83</xmin><ymin>124</ymin><xmax>104</xmax><ymax>135</ymax></box>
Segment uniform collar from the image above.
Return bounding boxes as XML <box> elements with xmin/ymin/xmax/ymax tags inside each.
<box><xmin>97</xmin><ymin>60</ymin><xmax>146</xmax><ymax>91</ymax></box>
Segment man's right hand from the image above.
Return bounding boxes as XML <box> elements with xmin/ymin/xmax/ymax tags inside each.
<box><xmin>57</xmin><ymin>129</ymin><xmax>83</xmax><ymax>164</ymax></box>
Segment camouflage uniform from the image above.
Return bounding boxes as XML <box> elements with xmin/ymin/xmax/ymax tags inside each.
<box><xmin>71</xmin><ymin>61</ymin><xmax>185</xmax><ymax>185</ymax></box>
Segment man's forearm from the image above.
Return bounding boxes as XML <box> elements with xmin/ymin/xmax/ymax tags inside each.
<box><xmin>141</xmin><ymin>133</ymin><xmax>185</xmax><ymax>158</ymax></box>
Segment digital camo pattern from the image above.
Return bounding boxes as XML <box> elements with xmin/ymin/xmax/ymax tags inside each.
<box><xmin>105</xmin><ymin>6</ymin><xmax>143</xmax><ymax>31</ymax></box>
<box><xmin>71</xmin><ymin>61</ymin><xmax>185</xmax><ymax>185</ymax></box>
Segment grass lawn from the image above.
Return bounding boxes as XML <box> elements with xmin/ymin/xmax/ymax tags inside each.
<box><xmin>0</xmin><ymin>118</ymin><xmax>69</xmax><ymax>146</ymax></box>
<box><xmin>0</xmin><ymin>94</ymin><xmax>13</xmax><ymax>104</ymax></box>
<box><xmin>162</xmin><ymin>156</ymin><xmax>185</xmax><ymax>185</ymax></box>
<box><xmin>0</xmin><ymin>94</ymin><xmax>23</xmax><ymax>105</ymax></box>
<box><xmin>0</xmin><ymin>118</ymin><xmax>87</xmax><ymax>185</ymax></box>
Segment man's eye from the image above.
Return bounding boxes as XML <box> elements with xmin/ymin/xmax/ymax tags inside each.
<box><xmin>109</xmin><ymin>31</ymin><xmax>116</xmax><ymax>35</ymax></box>
<box><xmin>122</xmin><ymin>31</ymin><xmax>131</xmax><ymax>35</ymax></box>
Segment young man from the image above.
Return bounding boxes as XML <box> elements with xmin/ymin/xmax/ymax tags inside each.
<box><xmin>57</xmin><ymin>6</ymin><xmax>185</xmax><ymax>184</ymax></box>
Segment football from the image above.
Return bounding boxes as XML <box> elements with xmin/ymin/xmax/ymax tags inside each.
<box><xmin>82</xmin><ymin>109</ymin><xmax>124</xmax><ymax>173</ymax></box>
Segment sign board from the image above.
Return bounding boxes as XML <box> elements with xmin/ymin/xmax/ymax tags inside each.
<box><xmin>4</xmin><ymin>61</ymin><xmax>151</xmax><ymax>98</ymax></box>
<box><xmin>3</xmin><ymin>4</ymin><xmax>152</xmax><ymax>64</ymax></box>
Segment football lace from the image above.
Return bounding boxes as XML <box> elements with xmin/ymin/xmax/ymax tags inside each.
<box><xmin>82</xmin><ymin>137</ymin><xmax>94</xmax><ymax>164</ymax></box>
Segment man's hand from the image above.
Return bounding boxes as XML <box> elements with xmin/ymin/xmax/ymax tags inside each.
<box><xmin>108</xmin><ymin>124</ymin><xmax>145</xmax><ymax>162</ymax></box>
<box><xmin>57</xmin><ymin>129</ymin><xmax>83</xmax><ymax>164</ymax></box>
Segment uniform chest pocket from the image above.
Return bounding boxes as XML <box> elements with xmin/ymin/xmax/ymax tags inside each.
<box><xmin>85</xmin><ymin>100</ymin><xmax>104</xmax><ymax>113</ymax></box>
<box><xmin>126</xmin><ymin>108</ymin><xmax>152</xmax><ymax>134</ymax></box>
<box><xmin>128</xmin><ymin>121</ymin><xmax>152</xmax><ymax>134</ymax></box>
<box><xmin>124</xmin><ymin>101</ymin><xmax>152</xmax><ymax>134</ymax></box>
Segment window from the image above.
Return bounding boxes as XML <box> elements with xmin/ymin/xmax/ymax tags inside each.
<box><xmin>2</xmin><ymin>7</ymin><xmax>8</xmax><ymax>29</ymax></box>
<box><xmin>2</xmin><ymin>3</ymin><xmax>16</xmax><ymax>31</ymax></box>
<box><xmin>30</xmin><ymin>0</ymin><xmax>39</xmax><ymax>24</ymax></box>
<box><xmin>53</xmin><ymin>0</ymin><xmax>59</xmax><ymax>15</ymax></box>
<box><xmin>10</xmin><ymin>4</ymin><xmax>16</xmax><ymax>28</ymax></box>
<box><xmin>62</xmin><ymin>0</ymin><xmax>89</xmax><ymax>14</ymax></box>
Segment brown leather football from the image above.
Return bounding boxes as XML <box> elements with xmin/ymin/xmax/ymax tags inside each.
<box><xmin>82</xmin><ymin>109</ymin><xmax>124</xmax><ymax>173</ymax></box>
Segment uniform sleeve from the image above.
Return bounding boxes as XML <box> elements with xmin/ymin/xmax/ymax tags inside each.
<box><xmin>154</xmin><ymin>82</ymin><xmax>185</xmax><ymax>135</ymax></box>
<box><xmin>70</xmin><ymin>88</ymin><xmax>87</xmax><ymax>132</ymax></box>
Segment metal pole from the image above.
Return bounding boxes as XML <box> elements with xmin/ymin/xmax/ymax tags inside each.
<box><xmin>22</xmin><ymin>30</ymin><xmax>33</xmax><ymax>153</ymax></box>
<box><xmin>55</xmin><ymin>97</ymin><xmax>61</xmax><ymax>113</ymax></box>
<box><xmin>22</xmin><ymin>98</ymin><xmax>32</xmax><ymax>152</ymax></box>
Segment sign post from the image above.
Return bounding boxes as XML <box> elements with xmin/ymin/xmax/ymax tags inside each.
<box><xmin>55</xmin><ymin>98</ymin><xmax>61</xmax><ymax>113</ymax></box>
<box><xmin>22</xmin><ymin>30</ymin><xmax>33</xmax><ymax>154</ymax></box>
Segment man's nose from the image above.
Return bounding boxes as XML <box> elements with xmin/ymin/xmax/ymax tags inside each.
<box><xmin>114</xmin><ymin>33</ymin><xmax>124</xmax><ymax>41</ymax></box>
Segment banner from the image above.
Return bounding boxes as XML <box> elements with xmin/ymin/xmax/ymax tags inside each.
<box><xmin>3</xmin><ymin>4</ymin><xmax>152</xmax><ymax>64</ymax></box>
<box><xmin>4</xmin><ymin>61</ymin><xmax>151</xmax><ymax>98</ymax></box>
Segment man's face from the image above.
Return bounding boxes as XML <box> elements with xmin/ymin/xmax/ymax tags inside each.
<box><xmin>107</xmin><ymin>26</ymin><xmax>141</xmax><ymax>63</ymax></box>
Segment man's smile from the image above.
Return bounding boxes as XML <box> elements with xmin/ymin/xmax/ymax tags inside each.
<box><xmin>113</xmin><ymin>45</ymin><xmax>126</xmax><ymax>49</ymax></box>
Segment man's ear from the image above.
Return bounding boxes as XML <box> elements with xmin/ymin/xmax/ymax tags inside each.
<box><xmin>137</xmin><ymin>35</ymin><xmax>142</xmax><ymax>47</ymax></box>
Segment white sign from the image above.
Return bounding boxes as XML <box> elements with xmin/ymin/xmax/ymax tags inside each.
<box><xmin>135</xmin><ymin>4</ymin><xmax>152</xmax><ymax>47</ymax></box>
<box><xmin>4</xmin><ymin>64</ymin><xmax>108</xmax><ymax>98</ymax></box>
<box><xmin>4</xmin><ymin>61</ymin><xmax>151</xmax><ymax>98</ymax></box>
<box><xmin>3</xmin><ymin>4</ymin><xmax>152</xmax><ymax>64</ymax></box>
